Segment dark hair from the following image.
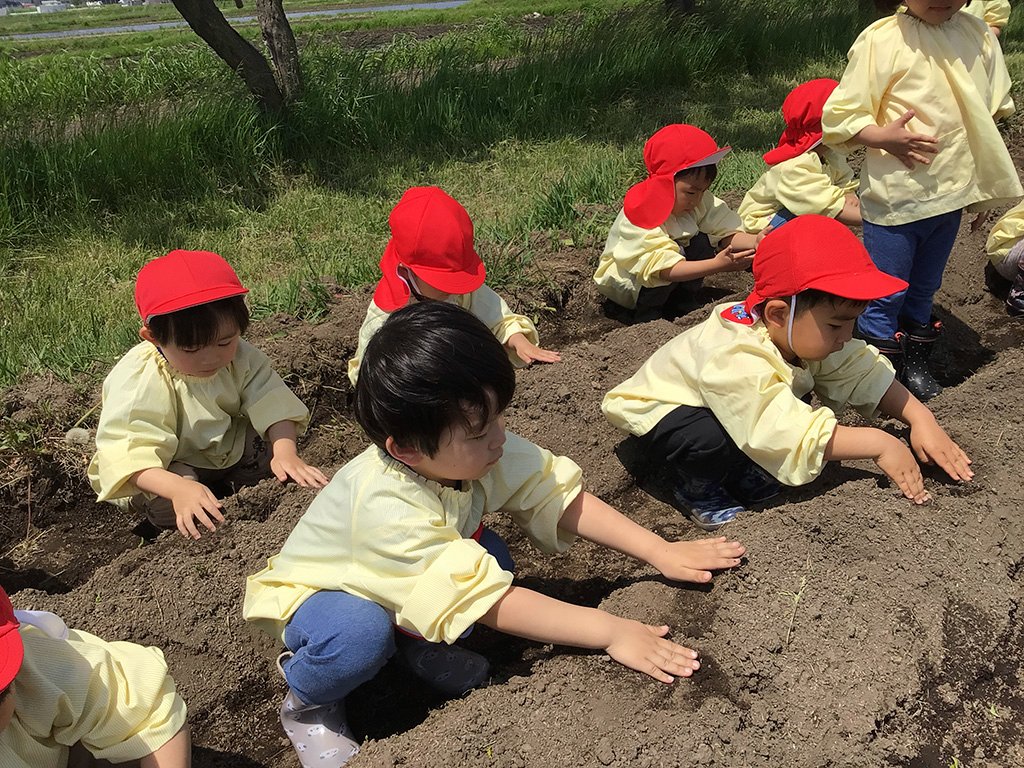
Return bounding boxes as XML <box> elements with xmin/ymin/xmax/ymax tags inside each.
<box><xmin>146</xmin><ymin>296</ymin><xmax>250</xmax><ymax>348</ymax></box>
<box><xmin>354</xmin><ymin>302</ymin><xmax>516</xmax><ymax>456</ymax></box>
<box><xmin>674</xmin><ymin>164</ymin><xmax>718</xmax><ymax>184</ymax></box>
<box><xmin>757</xmin><ymin>288</ymin><xmax>869</xmax><ymax>317</ymax></box>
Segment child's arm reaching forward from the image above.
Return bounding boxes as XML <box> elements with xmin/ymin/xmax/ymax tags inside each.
<box><xmin>823</xmin><ymin>380</ymin><xmax>972</xmax><ymax>504</ymax></box>
<box><xmin>480</xmin><ymin>586</ymin><xmax>699</xmax><ymax>684</ymax></box>
<box><xmin>265</xmin><ymin>420</ymin><xmax>329</xmax><ymax>488</ymax></box>
<box><xmin>557</xmin><ymin>491</ymin><xmax>745</xmax><ymax>583</ymax></box>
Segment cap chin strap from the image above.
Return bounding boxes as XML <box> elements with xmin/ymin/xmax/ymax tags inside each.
<box><xmin>786</xmin><ymin>294</ymin><xmax>797</xmax><ymax>355</ymax></box>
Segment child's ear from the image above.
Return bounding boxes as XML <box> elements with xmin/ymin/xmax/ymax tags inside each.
<box><xmin>385</xmin><ymin>436</ymin><xmax>425</xmax><ymax>467</ymax></box>
<box><xmin>139</xmin><ymin>326</ymin><xmax>158</xmax><ymax>344</ymax></box>
<box><xmin>762</xmin><ymin>299</ymin><xmax>790</xmax><ymax>330</ymax></box>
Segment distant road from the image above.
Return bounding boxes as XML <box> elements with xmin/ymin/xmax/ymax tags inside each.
<box><xmin>0</xmin><ymin>0</ymin><xmax>467</xmax><ymax>40</ymax></box>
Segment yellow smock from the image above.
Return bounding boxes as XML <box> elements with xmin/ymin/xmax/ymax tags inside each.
<box><xmin>822</xmin><ymin>11</ymin><xmax>1021</xmax><ymax>226</ymax></box>
<box><xmin>962</xmin><ymin>0</ymin><xmax>1010</xmax><ymax>29</ymax></box>
<box><xmin>88</xmin><ymin>340</ymin><xmax>310</xmax><ymax>501</ymax></box>
<box><xmin>243</xmin><ymin>432</ymin><xmax>583</xmax><ymax>645</ymax></box>
<box><xmin>0</xmin><ymin>625</ymin><xmax>187</xmax><ymax>768</ymax></box>
<box><xmin>593</xmin><ymin>198</ymin><xmax>742</xmax><ymax>310</ymax></box>
<box><xmin>986</xmin><ymin>200</ymin><xmax>1024</xmax><ymax>266</ymax></box>
<box><xmin>601</xmin><ymin>303</ymin><xmax>896</xmax><ymax>487</ymax></box>
<box><xmin>738</xmin><ymin>148</ymin><xmax>858</xmax><ymax>233</ymax></box>
<box><xmin>347</xmin><ymin>287</ymin><xmax>539</xmax><ymax>386</ymax></box>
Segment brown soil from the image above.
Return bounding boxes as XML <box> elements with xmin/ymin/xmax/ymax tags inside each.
<box><xmin>3</xmin><ymin>196</ymin><xmax>1023</xmax><ymax>767</ymax></box>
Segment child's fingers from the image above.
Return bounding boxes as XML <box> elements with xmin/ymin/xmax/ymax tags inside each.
<box><xmin>180</xmin><ymin>513</ymin><xmax>203</xmax><ymax>540</ymax></box>
<box><xmin>201</xmin><ymin>496</ymin><xmax>225</xmax><ymax>523</ymax></box>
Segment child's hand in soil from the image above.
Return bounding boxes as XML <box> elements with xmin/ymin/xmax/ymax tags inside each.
<box><xmin>172</xmin><ymin>481</ymin><xmax>225</xmax><ymax>540</ymax></box>
<box><xmin>712</xmin><ymin>246</ymin><xmax>754</xmax><ymax>273</ymax></box>
<box><xmin>650</xmin><ymin>536</ymin><xmax>746</xmax><ymax>584</ymax></box>
<box><xmin>875</xmin><ymin>436</ymin><xmax>930</xmax><ymax>504</ymax></box>
<box><xmin>909</xmin><ymin>419</ymin><xmax>974</xmax><ymax>483</ymax></box>
<box><xmin>271</xmin><ymin>450</ymin><xmax>329</xmax><ymax>489</ymax></box>
<box><xmin>605</xmin><ymin>619</ymin><xmax>700</xmax><ymax>684</ymax></box>
<box><xmin>507</xmin><ymin>333</ymin><xmax>561</xmax><ymax>365</ymax></box>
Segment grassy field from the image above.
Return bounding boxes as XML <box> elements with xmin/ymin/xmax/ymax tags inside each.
<box><xmin>1</xmin><ymin>0</ymin><xmax>1021</xmax><ymax>388</ymax></box>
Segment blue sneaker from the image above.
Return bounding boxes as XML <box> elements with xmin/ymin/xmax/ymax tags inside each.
<box><xmin>672</xmin><ymin>476</ymin><xmax>744</xmax><ymax>532</ymax></box>
<box><xmin>724</xmin><ymin>463</ymin><xmax>782</xmax><ymax>505</ymax></box>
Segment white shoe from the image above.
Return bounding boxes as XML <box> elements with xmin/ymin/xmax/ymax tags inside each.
<box><xmin>279</xmin><ymin>690</ymin><xmax>360</xmax><ymax>768</ymax></box>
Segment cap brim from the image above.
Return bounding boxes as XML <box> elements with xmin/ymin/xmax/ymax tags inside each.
<box><xmin>411</xmin><ymin>257</ymin><xmax>486</xmax><ymax>296</ymax></box>
<box><xmin>686</xmin><ymin>145</ymin><xmax>732</xmax><ymax>169</ymax></box>
<box><xmin>144</xmin><ymin>285</ymin><xmax>249</xmax><ymax>323</ymax></box>
<box><xmin>807</xmin><ymin>270</ymin><xmax>908</xmax><ymax>302</ymax></box>
<box><xmin>763</xmin><ymin>134</ymin><xmax>821</xmax><ymax>167</ymax></box>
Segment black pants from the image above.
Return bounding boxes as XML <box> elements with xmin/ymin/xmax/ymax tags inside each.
<box><xmin>641</xmin><ymin>404</ymin><xmax>758</xmax><ymax>482</ymax></box>
<box><xmin>633</xmin><ymin>232</ymin><xmax>716</xmax><ymax>322</ymax></box>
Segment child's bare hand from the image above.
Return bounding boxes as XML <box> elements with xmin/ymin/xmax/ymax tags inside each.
<box><xmin>876</xmin><ymin>110</ymin><xmax>938</xmax><ymax>169</ymax></box>
<box><xmin>606</xmin><ymin>621</ymin><xmax>700</xmax><ymax>684</ymax></box>
<box><xmin>652</xmin><ymin>536</ymin><xmax>746</xmax><ymax>583</ymax></box>
<box><xmin>713</xmin><ymin>246</ymin><xmax>754</xmax><ymax>273</ymax></box>
<box><xmin>909</xmin><ymin>420</ymin><xmax>973</xmax><ymax>482</ymax></box>
<box><xmin>970</xmin><ymin>211</ymin><xmax>991</xmax><ymax>233</ymax></box>
<box><xmin>875</xmin><ymin>436</ymin><xmax>930</xmax><ymax>504</ymax></box>
<box><xmin>508</xmin><ymin>336</ymin><xmax>561</xmax><ymax>365</ymax></box>
<box><xmin>271</xmin><ymin>454</ymin><xmax>329</xmax><ymax>489</ymax></box>
<box><xmin>171</xmin><ymin>481</ymin><xmax>224</xmax><ymax>540</ymax></box>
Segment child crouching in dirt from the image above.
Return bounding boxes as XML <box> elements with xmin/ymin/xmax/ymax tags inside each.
<box><xmin>0</xmin><ymin>585</ymin><xmax>191</xmax><ymax>767</ymax></box>
<box><xmin>593</xmin><ymin>123</ymin><xmax>763</xmax><ymax>323</ymax></box>
<box><xmin>603</xmin><ymin>215</ymin><xmax>974</xmax><ymax>531</ymax></box>
<box><xmin>347</xmin><ymin>185</ymin><xmax>560</xmax><ymax>386</ymax></box>
<box><xmin>982</xmin><ymin>200</ymin><xmax>1024</xmax><ymax>317</ymax></box>
<box><xmin>738</xmin><ymin>78</ymin><xmax>861</xmax><ymax>233</ymax></box>
<box><xmin>88</xmin><ymin>249</ymin><xmax>328</xmax><ymax>541</ymax></box>
<box><xmin>245</xmin><ymin>301</ymin><xmax>745</xmax><ymax>768</ymax></box>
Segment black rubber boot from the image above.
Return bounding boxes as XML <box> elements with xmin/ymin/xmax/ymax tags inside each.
<box><xmin>858</xmin><ymin>333</ymin><xmax>905</xmax><ymax>382</ymax></box>
<box><xmin>900</xmin><ymin>319</ymin><xmax>943</xmax><ymax>402</ymax></box>
<box><xmin>1006</xmin><ymin>263</ymin><xmax>1024</xmax><ymax>318</ymax></box>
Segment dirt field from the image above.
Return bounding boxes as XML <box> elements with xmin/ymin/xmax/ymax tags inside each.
<box><xmin>2</xmin><ymin>187</ymin><xmax>1023</xmax><ymax>766</ymax></box>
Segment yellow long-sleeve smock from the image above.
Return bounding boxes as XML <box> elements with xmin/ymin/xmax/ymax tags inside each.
<box><xmin>1</xmin><ymin>625</ymin><xmax>187</xmax><ymax>768</ymax></box>
<box><xmin>963</xmin><ymin>0</ymin><xmax>1011</xmax><ymax>29</ymax></box>
<box><xmin>986</xmin><ymin>200</ymin><xmax>1024</xmax><ymax>266</ymax></box>
<box><xmin>88</xmin><ymin>339</ymin><xmax>310</xmax><ymax>501</ymax></box>
<box><xmin>601</xmin><ymin>302</ymin><xmax>896</xmax><ymax>487</ymax></box>
<box><xmin>738</xmin><ymin>148</ymin><xmax>858</xmax><ymax>233</ymax></box>
<box><xmin>243</xmin><ymin>432</ymin><xmax>582</xmax><ymax>645</ymax></box>
<box><xmin>822</xmin><ymin>11</ymin><xmax>1021</xmax><ymax>227</ymax></box>
<box><xmin>593</xmin><ymin>198</ymin><xmax>742</xmax><ymax>310</ymax></box>
<box><xmin>347</xmin><ymin>287</ymin><xmax>539</xmax><ymax>386</ymax></box>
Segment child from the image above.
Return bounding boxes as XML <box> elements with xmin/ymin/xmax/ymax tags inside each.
<box><xmin>738</xmin><ymin>78</ymin><xmax>861</xmax><ymax>233</ymax></box>
<box><xmin>245</xmin><ymin>301</ymin><xmax>745</xmax><ymax>768</ymax></box>
<box><xmin>593</xmin><ymin>124</ymin><xmax>762</xmax><ymax>323</ymax></box>
<box><xmin>0</xmin><ymin>585</ymin><xmax>190</xmax><ymax>767</ymax></box>
<box><xmin>88</xmin><ymin>249</ymin><xmax>328</xmax><ymax>541</ymax></box>
<box><xmin>602</xmin><ymin>215</ymin><xmax>974</xmax><ymax>531</ymax></box>
<box><xmin>346</xmin><ymin>186</ymin><xmax>559</xmax><ymax>386</ymax></box>
<box><xmin>822</xmin><ymin>0</ymin><xmax>1022</xmax><ymax>401</ymax></box>
<box><xmin>962</xmin><ymin>0</ymin><xmax>1010</xmax><ymax>37</ymax></box>
<box><xmin>983</xmin><ymin>200</ymin><xmax>1024</xmax><ymax>316</ymax></box>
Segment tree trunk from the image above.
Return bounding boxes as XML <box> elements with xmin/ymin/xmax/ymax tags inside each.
<box><xmin>255</xmin><ymin>0</ymin><xmax>304</xmax><ymax>104</ymax></box>
<box><xmin>170</xmin><ymin>0</ymin><xmax>285</xmax><ymax>112</ymax></box>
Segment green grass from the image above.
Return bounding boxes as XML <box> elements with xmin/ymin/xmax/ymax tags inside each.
<box><xmin>4</xmin><ymin>0</ymin><xmax>1020</xmax><ymax>388</ymax></box>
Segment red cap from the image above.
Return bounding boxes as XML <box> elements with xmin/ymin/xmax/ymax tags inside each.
<box><xmin>741</xmin><ymin>215</ymin><xmax>908</xmax><ymax>318</ymax></box>
<box><xmin>623</xmin><ymin>124</ymin><xmax>731</xmax><ymax>229</ymax></box>
<box><xmin>0</xmin><ymin>586</ymin><xmax>24</xmax><ymax>691</ymax></box>
<box><xmin>372</xmin><ymin>187</ymin><xmax>486</xmax><ymax>312</ymax></box>
<box><xmin>762</xmin><ymin>79</ymin><xmax>839</xmax><ymax>166</ymax></box>
<box><xmin>135</xmin><ymin>250</ymin><xmax>248</xmax><ymax>324</ymax></box>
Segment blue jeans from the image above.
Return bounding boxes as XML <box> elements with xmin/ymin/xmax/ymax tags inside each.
<box><xmin>281</xmin><ymin>528</ymin><xmax>514</xmax><ymax>705</ymax></box>
<box><xmin>858</xmin><ymin>210</ymin><xmax>962</xmax><ymax>338</ymax></box>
